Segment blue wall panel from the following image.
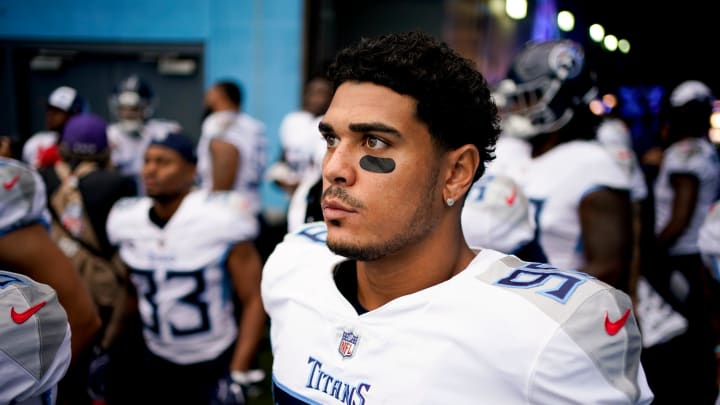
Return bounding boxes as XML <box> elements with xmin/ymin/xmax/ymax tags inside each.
<box><xmin>0</xmin><ymin>0</ymin><xmax>305</xmax><ymax>214</ymax></box>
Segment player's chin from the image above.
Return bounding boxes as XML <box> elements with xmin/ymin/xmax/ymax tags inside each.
<box><xmin>325</xmin><ymin>218</ymin><xmax>358</xmax><ymax>241</ymax></box>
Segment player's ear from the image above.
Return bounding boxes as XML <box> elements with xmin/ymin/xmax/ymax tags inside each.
<box><xmin>442</xmin><ymin>144</ymin><xmax>479</xmax><ymax>205</ymax></box>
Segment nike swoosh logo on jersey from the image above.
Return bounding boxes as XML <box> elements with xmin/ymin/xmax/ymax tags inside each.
<box><xmin>10</xmin><ymin>301</ymin><xmax>47</xmax><ymax>324</ymax></box>
<box><xmin>505</xmin><ymin>186</ymin><xmax>517</xmax><ymax>205</ymax></box>
<box><xmin>604</xmin><ymin>308</ymin><xmax>631</xmax><ymax>335</ymax></box>
<box><xmin>3</xmin><ymin>174</ymin><xmax>20</xmax><ymax>190</ymax></box>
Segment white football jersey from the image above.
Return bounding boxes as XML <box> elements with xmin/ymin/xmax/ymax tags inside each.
<box><xmin>278</xmin><ymin>111</ymin><xmax>325</xmax><ymax>179</ymax></box>
<box><xmin>484</xmin><ymin>134</ymin><xmax>532</xmax><ymax>180</ymax></box>
<box><xmin>21</xmin><ymin>131</ymin><xmax>58</xmax><ymax>169</ymax></box>
<box><xmin>262</xmin><ymin>222</ymin><xmax>654</xmax><ymax>405</ymax></box>
<box><xmin>654</xmin><ymin>137</ymin><xmax>720</xmax><ymax>255</ymax></box>
<box><xmin>516</xmin><ymin>140</ymin><xmax>631</xmax><ymax>271</ymax></box>
<box><xmin>596</xmin><ymin>118</ymin><xmax>648</xmax><ymax>203</ymax></box>
<box><xmin>106</xmin><ymin>189</ymin><xmax>259</xmax><ymax>364</ymax></box>
<box><xmin>197</xmin><ymin>111</ymin><xmax>267</xmax><ymax>216</ymax></box>
<box><xmin>461</xmin><ymin>174</ymin><xmax>535</xmax><ymax>253</ymax></box>
<box><xmin>699</xmin><ymin>199</ymin><xmax>720</xmax><ymax>281</ymax></box>
<box><xmin>0</xmin><ymin>270</ymin><xmax>72</xmax><ymax>405</ymax></box>
<box><xmin>107</xmin><ymin>118</ymin><xmax>182</xmax><ymax>188</ymax></box>
<box><xmin>0</xmin><ymin>157</ymin><xmax>50</xmax><ymax>236</ymax></box>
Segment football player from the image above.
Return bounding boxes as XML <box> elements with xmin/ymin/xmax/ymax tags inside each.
<box><xmin>197</xmin><ymin>80</ymin><xmax>267</xmax><ymax>218</ymax></box>
<box><xmin>261</xmin><ymin>31</ymin><xmax>653</xmax><ymax>404</ymax></box>
<box><xmin>492</xmin><ymin>39</ymin><xmax>634</xmax><ymax>291</ymax></box>
<box><xmin>0</xmin><ymin>156</ymin><xmax>101</xmax><ymax>403</ymax></box>
<box><xmin>107</xmin><ymin>74</ymin><xmax>182</xmax><ymax>193</ymax></box>
<box><xmin>644</xmin><ymin>80</ymin><xmax>720</xmax><ymax>403</ymax></box>
<box><xmin>22</xmin><ymin>86</ymin><xmax>85</xmax><ymax>169</ymax></box>
<box><xmin>0</xmin><ymin>156</ymin><xmax>100</xmax><ymax>356</ymax></box>
<box><xmin>106</xmin><ymin>133</ymin><xmax>266</xmax><ymax>404</ymax></box>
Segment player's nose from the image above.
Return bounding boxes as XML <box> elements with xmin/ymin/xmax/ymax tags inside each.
<box><xmin>322</xmin><ymin>144</ymin><xmax>356</xmax><ymax>186</ymax></box>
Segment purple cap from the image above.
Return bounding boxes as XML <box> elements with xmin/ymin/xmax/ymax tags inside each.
<box><xmin>61</xmin><ymin>113</ymin><xmax>108</xmax><ymax>155</ymax></box>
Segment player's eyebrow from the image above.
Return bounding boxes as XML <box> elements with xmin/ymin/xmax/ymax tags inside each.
<box><xmin>348</xmin><ymin>122</ymin><xmax>401</xmax><ymax>137</ymax></box>
<box><xmin>318</xmin><ymin>121</ymin><xmax>402</xmax><ymax>138</ymax></box>
<box><xmin>318</xmin><ymin>121</ymin><xmax>334</xmax><ymax>134</ymax></box>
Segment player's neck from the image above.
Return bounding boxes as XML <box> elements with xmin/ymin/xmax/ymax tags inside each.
<box><xmin>151</xmin><ymin>191</ymin><xmax>190</xmax><ymax>222</ymax></box>
<box><xmin>355</xmin><ymin>227</ymin><xmax>475</xmax><ymax>310</ymax></box>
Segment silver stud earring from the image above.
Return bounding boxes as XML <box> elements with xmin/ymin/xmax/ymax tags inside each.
<box><xmin>446</xmin><ymin>198</ymin><xmax>455</xmax><ymax>207</ymax></box>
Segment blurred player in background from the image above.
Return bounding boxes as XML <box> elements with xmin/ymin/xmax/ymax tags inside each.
<box><xmin>492</xmin><ymin>39</ymin><xmax>634</xmax><ymax>292</ymax></box>
<box><xmin>107</xmin><ymin>133</ymin><xmax>266</xmax><ymax>404</ymax></box>
<box><xmin>197</xmin><ymin>80</ymin><xmax>267</xmax><ymax>219</ymax></box>
<box><xmin>107</xmin><ymin>74</ymin><xmax>182</xmax><ymax>193</ymax></box>
<box><xmin>23</xmin><ymin>86</ymin><xmax>86</xmax><ymax>169</ymax></box>
<box><xmin>644</xmin><ymin>79</ymin><xmax>720</xmax><ymax>404</ymax></box>
<box><xmin>0</xmin><ymin>156</ymin><xmax>101</xmax><ymax>404</ymax></box>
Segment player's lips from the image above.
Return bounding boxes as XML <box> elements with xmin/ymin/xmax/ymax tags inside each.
<box><xmin>322</xmin><ymin>199</ymin><xmax>357</xmax><ymax>220</ymax></box>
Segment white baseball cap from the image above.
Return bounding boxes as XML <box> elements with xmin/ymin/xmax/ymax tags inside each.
<box><xmin>669</xmin><ymin>80</ymin><xmax>713</xmax><ymax>107</ymax></box>
<box><xmin>47</xmin><ymin>86</ymin><xmax>78</xmax><ymax>112</ymax></box>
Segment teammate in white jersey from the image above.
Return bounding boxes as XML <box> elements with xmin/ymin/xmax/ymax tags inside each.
<box><xmin>644</xmin><ymin>80</ymin><xmax>720</xmax><ymax>404</ymax></box>
<box><xmin>106</xmin><ymin>133</ymin><xmax>266</xmax><ymax>404</ymax></box>
<box><xmin>0</xmin><ymin>156</ymin><xmax>100</xmax><ymax>352</ymax></box>
<box><xmin>22</xmin><ymin>86</ymin><xmax>85</xmax><ymax>169</ymax></box>
<box><xmin>0</xmin><ymin>156</ymin><xmax>101</xmax><ymax>403</ymax></box>
<box><xmin>107</xmin><ymin>74</ymin><xmax>182</xmax><ymax>193</ymax></box>
<box><xmin>0</xmin><ymin>270</ymin><xmax>72</xmax><ymax>405</ymax></box>
<box><xmin>197</xmin><ymin>80</ymin><xmax>267</xmax><ymax>217</ymax></box>
<box><xmin>697</xmin><ymin>199</ymin><xmax>720</xmax><ymax>395</ymax></box>
<box><xmin>700</xmin><ymin>200</ymin><xmax>720</xmax><ymax>282</ymax></box>
<box><xmin>267</xmin><ymin>75</ymin><xmax>332</xmax><ymax>194</ymax></box>
<box><xmin>492</xmin><ymin>39</ymin><xmax>634</xmax><ymax>292</ymax></box>
<box><xmin>261</xmin><ymin>31</ymin><xmax>653</xmax><ymax>404</ymax></box>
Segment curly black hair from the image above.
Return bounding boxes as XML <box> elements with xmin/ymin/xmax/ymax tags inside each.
<box><xmin>327</xmin><ymin>31</ymin><xmax>501</xmax><ymax>181</ymax></box>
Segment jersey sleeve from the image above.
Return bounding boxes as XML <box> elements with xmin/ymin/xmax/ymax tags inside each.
<box><xmin>529</xmin><ymin>287</ymin><xmax>654</xmax><ymax>404</ymax></box>
<box><xmin>0</xmin><ymin>270</ymin><xmax>72</xmax><ymax>405</ymax></box>
<box><xmin>699</xmin><ymin>200</ymin><xmax>720</xmax><ymax>281</ymax></box>
<box><xmin>0</xmin><ymin>158</ymin><xmax>50</xmax><ymax>237</ymax></box>
<box><xmin>105</xmin><ymin>196</ymin><xmax>146</xmax><ymax>246</ymax></box>
<box><xmin>201</xmin><ymin>111</ymin><xmax>236</xmax><ymax>141</ymax></box>
<box><xmin>203</xmin><ymin>191</ymin><xmax>260</xmax><ymax>241</ymax></box>
<box><xmin>480</xmin><ymin>256</ymin><xmax>654</xmax><ymax>404</ymax></box>
<box><xmin>261</xmin><ymin>222</ymin><xmax>334</xmax><ymax>317</ymax></box>
<box><xmin>663</xmin><ymin>140</ymin><xmax>710</xmax><ymax>177</ymax></box>
<box><xmin>584</xmin><ymin>144</ymin><xmax>632</xmax><ymax>192</ymax></box>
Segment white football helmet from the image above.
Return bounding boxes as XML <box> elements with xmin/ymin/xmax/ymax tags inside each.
<box><xmin>493</xmin><ymin>39</ymin><xmax>598</xmax><ymax>139</ymax></box>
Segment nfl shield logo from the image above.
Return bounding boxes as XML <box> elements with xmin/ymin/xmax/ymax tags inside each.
<box><xmin>338</xmin><ymin>331</ymin><xmax>359</xmax><ymax>358</ymax></box>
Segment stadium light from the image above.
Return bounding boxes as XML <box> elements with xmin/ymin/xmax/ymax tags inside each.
<box><xmin>589</xmin><ymin>24</ymin><xmax>605</xmax><ymax>42</ymax></box>
<box><xmin>557</xmin><ymin>11</ymin><xmax>575</xmax><ymax>32</ymax></box>
<box><xmin>506</xmin><ymin>0</ymin><xmax>527</xmax><ymax>20</ymax></box>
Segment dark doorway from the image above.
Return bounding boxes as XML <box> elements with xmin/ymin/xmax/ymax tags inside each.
<box><xmin>2</xmin><ymin>41</ymin><xmax>204</xmax><ymax>144</ymax></box>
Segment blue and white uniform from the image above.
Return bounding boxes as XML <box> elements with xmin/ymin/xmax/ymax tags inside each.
<box><xmin>0</xmin><ymin>270</ymin><xmax>72</xmax><ymax>405</ymax></box>
<box><xmin>699</xmin><ymin>199</ymin><xmax>720</xmax><ymax>282</ymax></box>
<box><xmin>106</xmin><ymin>189</ymin><xmax>258</xmax><ymax>364</ymax></box>
<box><xmin>596</xmin><ymin>118</ymin><xmax>648</xmax><ymax>203</ymax></box>
<box><xmin>0</xmin><ymin>157</ymin><xmax>50</xmax><ymax>236</ymax></box>
<box><xmin>197</xmin><ymin>111</ymin><xmax>267</xmax><ymax>216</ymax></box>
<box><xmin>515</xmin><ymin>140</ymin><xmax>631</xmax><ymax>270</ymax></box>
<box><xmin>262</xmin><ymin>222</ymin><xmax>653</xmax><ymax>405</ymax></box>
<box><xmin>654</xmin><ymin>137</ymin><xmax>720</xmax><ymax>255</ymax></box>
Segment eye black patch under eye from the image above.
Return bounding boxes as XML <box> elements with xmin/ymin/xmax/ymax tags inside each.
<box><xmin>359</xmin><ymin>155</ymin><xmax>395</xmax><ymax>173</ymax></box>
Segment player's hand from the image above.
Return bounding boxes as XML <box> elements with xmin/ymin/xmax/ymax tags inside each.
<box><xmin>211</xmin><ymin>369</ymin><xmax>265</xmax><ymax>405</ymax></box>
